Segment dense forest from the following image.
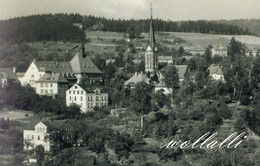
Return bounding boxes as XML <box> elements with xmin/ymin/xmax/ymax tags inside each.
<box><xmin>0</xmin><ymin>14</ymin><xmax>255</xmax><ymax>44</ymax></box>
<box><xmin>0</xmin><ymin>14</ymin><xmax>85</xmax><ymax>43</ymax></box>
<box><xmin>214</xmin><ymin>19</ymin><xmax>260</xmax><ymax>36</ymax></box>
<box><xmin>82</xmin><ymin>15</ymin><xmax>254</xmax><ymax>35</ymax></box>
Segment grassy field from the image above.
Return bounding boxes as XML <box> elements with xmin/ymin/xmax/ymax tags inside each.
<box><xmin>0</xmin><ymin>109</ymin><xmax>34</xmax><ymax>121</ymax></box>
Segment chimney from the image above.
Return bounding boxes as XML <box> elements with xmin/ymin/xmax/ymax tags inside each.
<box><xmin>80</xmin><ymin>43</ymin><xmax>86</xmax><ymax>58</ymax></box>
<box><xmin>13</xmin><ymin>67</ymin><xmax>16</xmax><ymax>74</ymax></box>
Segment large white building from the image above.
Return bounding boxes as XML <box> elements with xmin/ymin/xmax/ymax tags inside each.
<box><xmin>19</xmin><ymin>44</ymin><xmax>102</xmax><ymax>89</ymax></box>
<box><xmin>66</xmin><ymin>84</ymin><xmax>108</xmax><ymax>113</ymax></box>
<box><xmin>23</xmin><ymin>122</ymin><xmax>50</xmax><ymax>151</ymax></box>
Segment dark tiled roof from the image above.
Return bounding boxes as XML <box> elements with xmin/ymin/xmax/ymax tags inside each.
<box><xmin>0</xmin><ymin>68</ymin><xmax>19</xmax><ymax>81</ymax></box>
<box><xmin>34</xmin><ymin>61</ymin><xmax>72</xmax><ymax>73</ymax></box>
<box><xmin>160</xmin><ymin>65</ymin><xmax>188</xmax><ymax>79</ymax></box>
<box><xmin>36</xmin><ymin>73</ymin><xmax>69</xmax><ymax>83</ymax></box>
<box><xmin>70</xmin><ymin>53</ymin><xmax>102</xmax><ymax>74</ymax></box>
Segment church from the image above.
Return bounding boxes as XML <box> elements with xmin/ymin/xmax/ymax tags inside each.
<box><xmin>125</xmin><ymin>6</ymin><xmax>187</xmax><ymax>93</ymax></box>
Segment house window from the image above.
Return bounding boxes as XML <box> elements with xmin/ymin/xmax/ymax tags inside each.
<box><xmin>75</xmin><ymin>86</ymin><xmax>77</xmax><ymax>89</ymax></box>
<box><xmin>45</xmin><ymin>83</ymin><xmax>48</xmax><ymax>87</ymax></box>
<box><xmin>75</xmin><ymin>97</ymin><xmax>77</xmax><ymax>101</ymax></box>
<box><xmin>32</xmin><ymin>135</ymin><xmax>34</xmax><ymax>140</ymax></box>
<box><xmin>96</xmin><ymin>96</ymin><xmax>99</xmax><ymax>101</ymax></box>
<box><xmin>80</xmin><ymin>96</ymin><xmax>83</xmax><ymax>101</ymax></box>
<box><xmin>69</xmin><ymin>91</ymin><xmax>71</xmax><ymax>94</ymax></box>
<box><xmin>31</xmin><ymin>74</ymin><xmax>34</xmax><ymax>78</ymax></box>
<box><xmin>50</xmin><ymin>89</ymin><xmax>53</xmax><ymax>94</ymax></box>
<box><xmin>91</xmin><ymin>97</ymin><xmax>93</xmax><ymax>101</ymax></box>
<box><xmin>69</xmin><ymin>96</ymin><xmax>71</xmax><ymax>101</ymax></box>
<box><xmin>38</xmin><ymin>136</ymin><xmax>40</xmax><ymax>140</ymax></box>
<box><xmin>73</xmin><ymin>91</ymin><xmax>75</xmax><ymax>94</ymax></box>
<box><xmin>77</xmin><ymin>91</ymin><xmax>79</xmax><ymax>94</ymax></box>
<box><xmin>50</xmin><ymin>84</ymin><xmax>52</xmax><ymax>87</ymax></box>
<box><xmin>101</xmin><ymin>96</ymin><xmax>103</xmax><ymax>101</ymax></box>
<box><xmin>40</xmin><ymin>83</ymin><xmax>43</xmax><ymax>87</ymax></box>
<box><xmin>81</xmin><ymin>91</ymin><xmax>83</xmax><ymax>94</ymax></box>
<box><xmin>45</xmin><ymin>90</ymin><xmax>48</xmax><ymax>94</ymax></box>
<box><xmin>40</xmin><ymin>89</ymin><xmax>43</xmax><ymax>94</ymax></box>
<box><xmin>88</xmin><ymin>97</ymin><xmax>90</xmax><ymax>101</ymax></box>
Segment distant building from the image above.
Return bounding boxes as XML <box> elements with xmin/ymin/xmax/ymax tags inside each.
<box><xmin>35</xmin><ymin>73</ymin><xmax>69</xmax><ymax>99</ymax></box>
<box><xmin>132</xmin><ymin>59</ymin><xmax>142</xmax><ymax>64</ymax></box>
<box><xmin>23</xmin><ymin>122</ymin><xmax>50</xmax><ymax>151</ymax></box>
<box><xmin>20</xmin><ymin>44</ymin><xmax>102</xmax><ymax>88</ymax></box>
<box><xmin>155</xmin><ymin>81</ymin><xmax>172</xmax><ymax>95</ymax></box>
<box><xmin>124</xmin><ymin>71</ymin><xmax>149</xmax><ymax>89</ymax></box>
<box><xmin>208</xmin><ymin>64</ymin><xmax>225</xmax><ymax>82</ymax></box>
<box><xmin>158</xmin><ymin>56</ymin><xmax>173</xmax><ymax>64</ymax></box>
<box><xmin>212</xmin><ymin>46</ymin><xmax>228</xmax><ymax>57</ymax></box>
<box><xmin>187</xmin><ymin>48</ymin><xmax>205</xmax><ymax>55</ymax></box>
<box><xmin>66</xmin><ymin>84</ymin><xmax>108</xmax><ymax>113</ymax></box>
<box><xmin>106</xmin><ymin>59</ymin><xmax>116</xmax><ymax>65</ymax></box>
<box><xmin>0</xmin><ymin>67</ymin><xmax>19</xmax><ymax>88</ymax></box>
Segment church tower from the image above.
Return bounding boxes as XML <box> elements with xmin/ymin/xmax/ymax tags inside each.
<box><xmin>145</xmin><ymin>4</ymin><xmax>158</xmax><ymax>73</ymax></box>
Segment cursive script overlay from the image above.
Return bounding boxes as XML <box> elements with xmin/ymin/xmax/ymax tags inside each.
<box><xmin>160</xmin><ymin>132</ymin><xmax>247</xmax><ymax>149</ymax></box>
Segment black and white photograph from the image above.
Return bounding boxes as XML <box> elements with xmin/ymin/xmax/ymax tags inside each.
<box><xmin>0</xmin><ymin>0</ymin><xmax>260</xmax><ymax>165</ymax></box>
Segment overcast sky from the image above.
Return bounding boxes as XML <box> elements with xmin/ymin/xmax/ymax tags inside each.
<box><xmin>0</xmin><ymin>0</ymin><xmax>260</xmax><ymax>21</ymax></box>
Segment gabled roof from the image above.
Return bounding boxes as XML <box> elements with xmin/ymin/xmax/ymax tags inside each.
<box><xmin>160</xmin><ymin>65</ymin><xmax>188</xmax><ymax>80</ymax></box>
<box><xmin>36</xmin><ymin>73</ymin><xmax>69</xmax><ymax>83</ymax></box>
<box><xmin>208</xmin><ymin>64</ymin><xmax>223</xmax><ymax>75</ymax></box>
<box><xmin>34</xmin><ymin>61</ymin><xmax>72</xmax><ymax>73</ymax></box>
<box><xmin>0</xmin><ymin>68</ymin><xmax>19</xmax><ymax>81</ymax></box>
<box><xmin>124</xmin><ymin>71</ymin><xmax>149</xmax><ymax>86</ymax></box>
<box><xmin>70</xmin><ymin>53</ymin><xmax>102</xmax><ymax>74</ymax></box>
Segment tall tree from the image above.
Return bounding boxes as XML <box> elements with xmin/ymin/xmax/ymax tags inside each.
<box><xmin>130</xmin><ymin>82</ymin><xmax>153</xmax><ymax>128</ymax></box>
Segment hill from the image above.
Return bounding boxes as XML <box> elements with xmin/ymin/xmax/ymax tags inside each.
<box><xmin>213</xmin><ymin>19</ymin><xmax>260</xmax><ymax>36</ymax></box>
<box><xmin>0</xmin><ymin>14</ymin><xmax>85</xmax><ymax>43</ymax></box>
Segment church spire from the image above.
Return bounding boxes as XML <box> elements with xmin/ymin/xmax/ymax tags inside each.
<box><xmin>148</xmin><ymin>2</ymin><xmax>156</xmax><ymax>50</ymax></box>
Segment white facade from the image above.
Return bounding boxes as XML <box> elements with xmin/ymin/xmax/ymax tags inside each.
<box><xmin>66</xmin><ymin>84</ymin><xmax>108</xmax><ymax>113</ymax></box>
<box><xmin>36</xmin><ymin>82</ymin><xmax>59</xmax><ymax>96</ymax></box>
<box><xmin>210</xmin><ymin>74</ymin><xmax>225</xmax><ymax>82</ymax></box>
<box><xmin>23</xmin><ymin>122</ymin><xmax>50</xmax><ymax>151</ymax></box>
<box><xmin>20</xmin><ymin>61</ymin><xmax>45</xmax><ymax>88</ymax></box>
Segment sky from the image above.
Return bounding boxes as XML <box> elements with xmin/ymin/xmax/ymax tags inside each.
<box><xmin>0</xmin><ymin>0</ymin><xmax>260</xmax><ymax>21</ymax></box>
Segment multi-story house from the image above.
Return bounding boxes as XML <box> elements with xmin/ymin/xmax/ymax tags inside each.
<box><xmin>212</xmin><ymin>46</ymin><xmax>228</xmax><ymax>57</ymax></box>
<box><xmin>66</xmin><ymin>84</ymin><xmax>108</xmax><ymax>113</ymax></box>
<box><xmin>20</xmin><ymin>44</ymin><xmax>102</xmax><ymax>89</ymax></box>
<box><xmin>23</xmin><ymin>122</ymin><xmax>50</xmax><ymax>151</ymax></box>
<box><xmin>35</xmin><ymin>73</ymin><xmax>69</xmax><ymax>99</ymax></box>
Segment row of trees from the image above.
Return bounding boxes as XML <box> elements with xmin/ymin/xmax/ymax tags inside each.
<box><xmin>82</xmin><ymin>15</ymin><xmax>253</xmax><ymax>36</ymax></box>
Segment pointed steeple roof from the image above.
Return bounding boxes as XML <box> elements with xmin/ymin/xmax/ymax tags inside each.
<box><xmin>147</xmin><ymin>3</ymin><xmax>156</xmax><ymax>50</ymax></box>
